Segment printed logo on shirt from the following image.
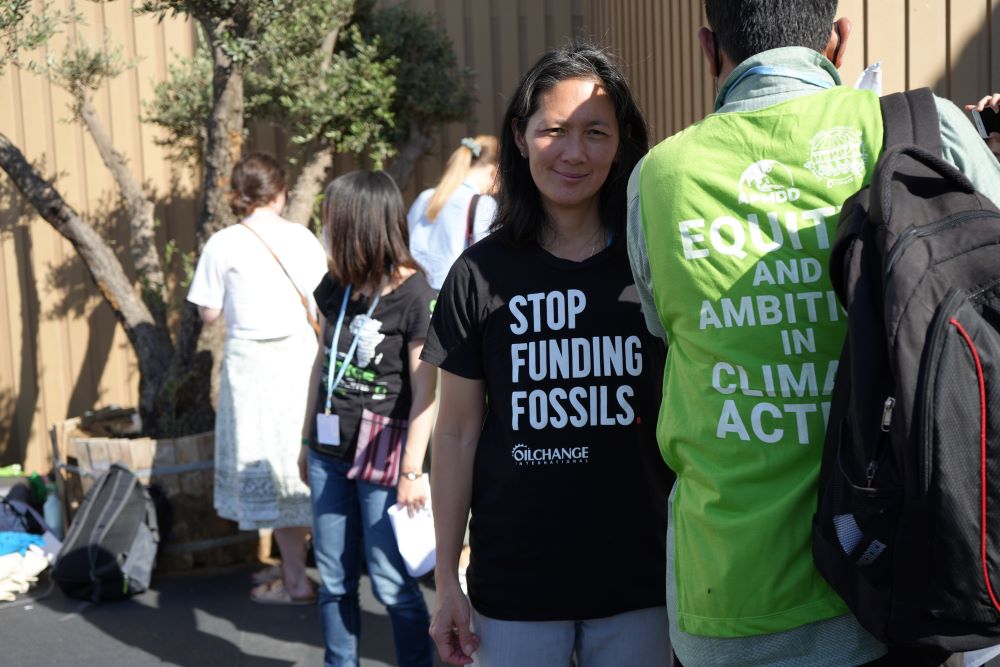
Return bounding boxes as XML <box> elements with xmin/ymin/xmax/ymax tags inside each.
<box><xmin>737</xmin><ymin>160</ymin><xmax>801</xmax><ymax>205</ymax></box>
<box><xmin>804</xmin><ymin>126</ymin><xmax>867</xmax><ymax>188</ymax></box>
<box><xmin>511</xmin><ymin>442</ymin><xmax>590</xmax><ymax>466</ymax></box>
<box><xmin>350</xmin><ymin>314</ymin><xmax>384</xmax><ymax>367</ymax></box>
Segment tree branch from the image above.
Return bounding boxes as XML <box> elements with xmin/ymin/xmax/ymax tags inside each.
<box><xmin>75</xmin><ymin>89</ymin><xmax>167</xmax><ymax>329</ymax></box>
<box><xmin>0</xmin><ymin>131</ymin><xmax>174</xmax><ymax>423</ymax></box>
<box><xmin>283</xmin><ymin>144</ymin><xmax>334</xmax><ymax>226</ymax></box>
<box><xmin>386</xmin><ymin>120</ymin><xmax>432</xmax><ymax>191</ymax></box>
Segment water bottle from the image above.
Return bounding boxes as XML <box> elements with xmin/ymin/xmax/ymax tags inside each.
<box><xmin>43</xmin><ymin>481</ymin><xmax>63</xmax><ymax>539</ymax></box>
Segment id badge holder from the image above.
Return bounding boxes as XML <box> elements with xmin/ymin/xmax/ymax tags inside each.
<box><xmin>316</xmin><ymin>413</ymin><xmax>341</xmax><ymax>446</ymax></box>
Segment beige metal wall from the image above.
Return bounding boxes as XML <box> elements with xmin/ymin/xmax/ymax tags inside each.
<box><xmin>0</xmin><ymin>1</ymin><xmax>199</xmax><ymax>474</ymax></box>
<box><xmin>2</xmin><ymin>0</ymin><xmax>998</xmax><ymax>473</ymax></box>
<box><xmin>590</xmin><ymin>0</ymin><xmax>1000</xmax><ymax>143</ymax></box>
<box><xmin>0</xmin><ymin>0</ymin><xmax>592</xmax><ymax>473</ymax></box>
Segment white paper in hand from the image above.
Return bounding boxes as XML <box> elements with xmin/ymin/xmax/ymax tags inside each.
<box><xmin>387</xmin><ymin>500</ymin><xmax>436</xmax><ymax>578</ymax></box>
<box><xmin>854</xmin><ymin>61</ymin><xmax>883</xmax><ymax>95</ymax></box>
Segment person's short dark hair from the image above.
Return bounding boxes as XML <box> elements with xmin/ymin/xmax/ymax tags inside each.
<box><xmin>322</xmin><ymin>170</ymin><xmax>420</xmax><ymax>290</ymax></box>
<box><xmin>229</xmin><ymin>152</ymin><xmax>286</xmax><ymax>217</ymax></box>
<box><xmin>493</xmin><ymin>40</ymin><xmax>650</xmax><ymax>246</ymax></box>
<box><xmin>704</xmin><ymin>0</ymin><xmax>838</xmax><ymax>66</ymax></box>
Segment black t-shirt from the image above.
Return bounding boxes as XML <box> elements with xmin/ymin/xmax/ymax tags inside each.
<box><xmin>310</xmin><ymin>272</ymin><xmax>436</xmax><ymax>459</ymax></box>
<box><xmin>421</xmin><ymin>233</ymin><xmax>673</xmax><ymax>621</ymax></box>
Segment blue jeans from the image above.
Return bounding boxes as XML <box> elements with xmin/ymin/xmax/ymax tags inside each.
<box><xmin>308</xmin><ymin>451</ymin><xmax>432</xmax><ymax>667</ymax></box>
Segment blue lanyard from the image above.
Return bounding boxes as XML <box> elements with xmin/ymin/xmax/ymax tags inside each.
<box><xmin>324</xmin><ymin>285</ymin><xmax>381</xmax><ymax>414</ymax></box>
<box><xmin>722</xmin><ymin>65</ymin><xmax>834</xmax><ymax>106</ymax></box>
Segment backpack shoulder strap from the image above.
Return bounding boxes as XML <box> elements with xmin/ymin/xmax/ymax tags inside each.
<box><xmin>880</xmin><ymin>87</ymin><xmax>942</xmax><ymax>156</ymax></box>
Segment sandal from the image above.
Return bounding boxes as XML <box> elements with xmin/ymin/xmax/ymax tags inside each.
<box><xmin>250</xmin><ymin>579</ymin><xmax>317</xmax><ymax>606</ymax></box>
<box><xmin>251</xmin><ymin>564</ymin><xmax>283</xmax><ymax>586</ymax></box>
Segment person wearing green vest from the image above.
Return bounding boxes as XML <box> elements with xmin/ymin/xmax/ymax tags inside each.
<box><xmin>627</xmin><ymin>2</ymin><xmax>1000</xmax><ymax>666</ymax></box>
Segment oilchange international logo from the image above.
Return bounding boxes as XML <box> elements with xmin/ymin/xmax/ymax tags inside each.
<box><xmin>512</xmin><ymin>442</ymin><xmax>590</xmax><ymax>466</ymax></box>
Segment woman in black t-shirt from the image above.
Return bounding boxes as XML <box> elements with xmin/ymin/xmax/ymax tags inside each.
<box><xmin>423</xmin><ymin>43</ymin><xmax>674</xmax><ymax>666</ymax></box>
<box><xmin>298</xmin><ymin>171</ymin><xmax>436</xmax><ymax>667</ymax></box>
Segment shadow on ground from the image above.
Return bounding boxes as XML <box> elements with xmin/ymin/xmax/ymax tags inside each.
<box><xmin>1</xmin><ymin>564</ymin><xmax>442</xmax><ymax>667</ymax></box>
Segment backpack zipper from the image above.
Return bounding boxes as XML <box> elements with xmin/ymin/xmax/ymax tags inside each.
<box><xmin>865</xmin><ymin>396</ymin><xmax>896</xmax><ymax>488</ymax></box>
<box><xmin>880</xmin><ymin>396</ymin><xmax>895</xmax><ymax>432</ymax></box>
<box><xmin>883</xmin><ymin>211</ymin><xmax>1000</xmax><ymax>286</ymax></box>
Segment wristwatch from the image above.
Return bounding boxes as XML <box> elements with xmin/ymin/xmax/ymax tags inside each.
<box><xmin>401</xmin><ymin>471</ymin><xmax>422</xmax><ymax>481</ymax></box>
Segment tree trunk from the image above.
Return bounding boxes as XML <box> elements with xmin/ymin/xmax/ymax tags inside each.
<box><xmin>0</xmin><ymin>132</ymin><xmax>174</xmax><ymax>424</ymax></box>
<box><xmin>282</xmin><ymin>11</ymin><xmax>353</xmax><ymax>227</ymax></box>
<box><xmin>195</xmin><ymin>19</ymin><xmax>244</xmax><ymax>244</ymax></box>
<box><xmin>386</xmin><ymin>121</ymin><xmax>432</xmax><ymax>191</ymax></box>
<box><xmin>76</xmin><ymin>91</ymin><xmax>167</xmax><ymax>330</ymax></box>
<box><xmin>153</xmin><ymin>16</ymin><xmax>247</xmax><ymax>437</ymax></box>
<box><xmin>283</xmin><ymin>145</ymin><xmax>334</xmax><ymax>226</ymax></box>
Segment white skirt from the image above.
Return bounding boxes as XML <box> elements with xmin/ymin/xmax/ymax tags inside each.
<box><xmin>214</xmin><ymin>327</ymin><xmax>317</xmax><ymax>530</ymax></box>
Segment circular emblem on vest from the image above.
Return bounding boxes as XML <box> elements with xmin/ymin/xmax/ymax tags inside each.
<box><xmin>804</xmin><ymin>126</ymin><xmax>867</xmax><ymax>188</ymax></box>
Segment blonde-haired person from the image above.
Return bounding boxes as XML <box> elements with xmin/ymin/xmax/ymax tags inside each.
<box><xmin>407</xmin><ymin>135</ymin><xmax>498</xmax><ymax>290</ymax></box>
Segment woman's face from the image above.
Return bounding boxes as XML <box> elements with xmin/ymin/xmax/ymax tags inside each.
<box><xmin>514</xmin><ymin>77</ymin><xmax>620</xmax><ymax>218</ymax></box>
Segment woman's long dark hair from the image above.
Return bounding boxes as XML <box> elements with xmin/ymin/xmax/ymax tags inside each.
<box><xmin>322</xmin><ymin>170</ymin><xmax>420</xmax><ymax>290</ymax></box>
<box><xmin>492</xmin><ymin>41</ymin><xmax>650</xmax><ymax>246</ymax></box>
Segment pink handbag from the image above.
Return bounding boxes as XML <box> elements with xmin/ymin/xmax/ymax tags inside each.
<box><xmin>346</xmin><ymin>409</ymin><xmax>407</xmax><ymax>487</ymax></box>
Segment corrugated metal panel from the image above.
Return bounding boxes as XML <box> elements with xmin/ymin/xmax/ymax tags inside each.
<box><xmin>588</xmin><ymin>0</ymin><xmax>1000</xmax><ymax>142</ymax></box>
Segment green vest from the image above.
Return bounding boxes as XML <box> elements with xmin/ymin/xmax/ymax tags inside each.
<box><xmin>640</xmin><ymin>86</ymin><xmax>884</xmax><ymax>637</ymax></box>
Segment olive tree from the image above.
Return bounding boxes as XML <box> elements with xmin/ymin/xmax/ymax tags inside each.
<box><xmin>0</xmin><ymin>0</ymin><xmax>474</xmax><ymax>437</ymax></box>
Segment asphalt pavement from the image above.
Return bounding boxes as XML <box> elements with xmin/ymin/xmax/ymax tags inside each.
<box><xmin>0</xmin><ymin>564</ymin><xmax>444</xmax><ymax>667</ymax></box>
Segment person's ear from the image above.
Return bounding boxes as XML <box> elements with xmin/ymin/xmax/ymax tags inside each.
<box><xmin>825</xmin><ymin>17</ymin><xmax>852</xmax><ymax>69</ymax></box>
<box><xmin>698</xmin><ymin>27</ymin><xmax>721</xmax><ymax>78</ymax></box>
<box><xmin>512</xmin><ymin>118</ymin><xmax>528</xmax><ymax>158</ymax></box>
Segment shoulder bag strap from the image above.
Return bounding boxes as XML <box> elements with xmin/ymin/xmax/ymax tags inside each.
<box><xmin>465</xmin><ymin>194</ymin><xmax>482</xmax><ymax>249</ymax></box>
<box><xmin>239</xmin><ymin>222</ymin><xmax>321</xmax><ymax>336</ymax></box>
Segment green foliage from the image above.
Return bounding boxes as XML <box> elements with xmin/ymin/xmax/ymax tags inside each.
<box><xmin>136</xmin><ymin>0</ymin><xmax>268</xmax><ymax>65</ymax></box>
<box><xmin>146</xmin><ymin>0</ymin><xmax>396</xmax><ymax>166</ymax></box>
<box><xmin>272</xmin><ymin>27</ymin><xmax>396</xmax><ymax>164</ymax></box>
<box><xmin>359</xmin><ymin>4</ymin><xmax>475</xmax><ymax>140</ymax></box>
<box><xmin>0</xmin><ymin>1</ymin><xmax>72</xmax><ymax>71</ymax></box>
<box><xmin>145</xmin><ymin>1</ymin><xmax>475</xmax><ymax>166</ymax></box>
<box><xmin>38</xmin><ymin>37</ymin><xmax>133</xmax><ymax>113</ymax></box>
<box><xmin>145</xmin><ymin>46</ymin><xmax>212</xmax><ymax>162</ymax></box>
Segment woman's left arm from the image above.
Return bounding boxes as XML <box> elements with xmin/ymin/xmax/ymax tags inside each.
<box><xmin>396</xmin><ymin>339</ymin><xmax>437</xmax><ymax>514</ymax></box>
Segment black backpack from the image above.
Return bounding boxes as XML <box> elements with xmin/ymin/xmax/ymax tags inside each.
<box><xmin>52</xmin><ymin>463</ymin><xmax>159</xmax><ymax>602</ymax></box>
<box><xmin>813</xmin><ymin>87</ymin><xmax>1000</xmax><ymax>653</ymax></box>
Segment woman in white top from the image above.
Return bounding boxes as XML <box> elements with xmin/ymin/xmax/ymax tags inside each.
<box><xmin>187</xmin><ymin>153</ymin><xmax>328</xmax><ymax>605</ymax></box>
<box><xmin>406</xmin><ymin>135</ymin><xmax>499</xmax><ymax>290</ymax></box>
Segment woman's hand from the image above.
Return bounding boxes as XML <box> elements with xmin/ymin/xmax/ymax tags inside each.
<box><xmin>297</xmin><ymin>445</ymin><xmax>309</xmax><ymax>485</ymax></box>
<box><xmin>396</xmin><ymin>473</ymin><xmax>429</xmax><ymax>517</ymax></box>
<box><xmin>429</xmin><ymin>578</ymin><xmax>480</xmax><ymax>665</ymax></box>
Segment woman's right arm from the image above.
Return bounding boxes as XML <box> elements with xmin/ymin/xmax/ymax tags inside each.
<box><xmin>298</xmin><ymin>311</ymin><xmax>327</xmax><ymax>484</ymax></box>
<box><xmin>429</xmin><ymin>369</ymin><xmax>485</xmax><ymax>666</ymax></box>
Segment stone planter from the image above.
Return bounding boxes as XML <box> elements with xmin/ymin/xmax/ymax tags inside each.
<box><xmin>49</xmin><ymin>415</ymin><xmax>259</xmax><ymax>572</ymax></box>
